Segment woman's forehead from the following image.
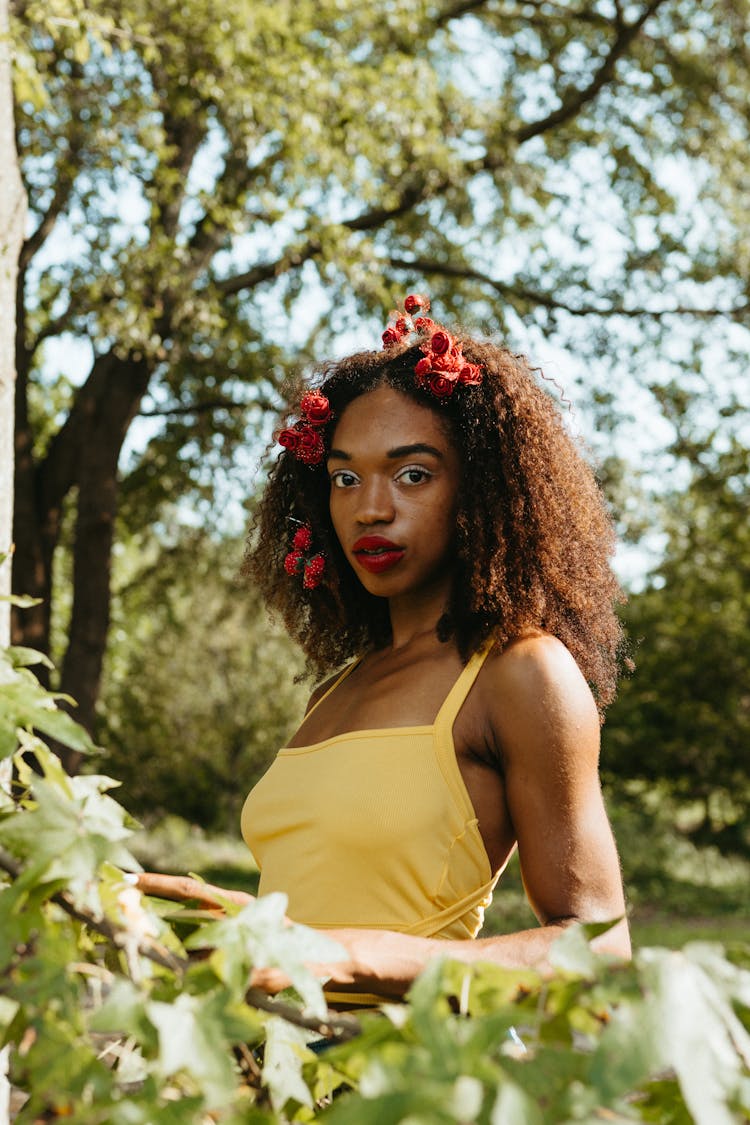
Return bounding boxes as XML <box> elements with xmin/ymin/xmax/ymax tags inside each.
<box><xmin>330</xmin><ymin>385</ymin><xmax>453</xmax><ymax>453</ymax></box>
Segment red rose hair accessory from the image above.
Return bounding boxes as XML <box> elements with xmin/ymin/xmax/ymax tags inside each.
<box><xmin>277</xmin><ymin>390</ymin><xmax>333</xmax><ymax>466</ymax></box>
<box><xmin>284</xmin><ymin>521</ymin><xmax>326</xmax><ymax>589</ymax></box>
<box><xmin>382</xmin><ymin>293</ymin><xmax>483</xmax><ymax>399</ymax></box>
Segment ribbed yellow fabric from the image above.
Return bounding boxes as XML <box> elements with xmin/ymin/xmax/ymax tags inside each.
<box><xmin>241</xmin><ymin>646</ymin><xmax>503</xmax><ymax>995</ymax></box>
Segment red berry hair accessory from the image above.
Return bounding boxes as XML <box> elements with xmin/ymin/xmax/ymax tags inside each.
<box><xmin>277</xmin><ymin>390</ymin><xmax>333</xmax><ymax>466</ymax></box>
<box><xmin>284</xmin><ymin>522</ymin><xmax>326</xmax><ymax>589</ymax></box>
<box><xmin>382</xmin><ymin>294</ymin><xmax>483</xmax><ymax>399</ymax></box>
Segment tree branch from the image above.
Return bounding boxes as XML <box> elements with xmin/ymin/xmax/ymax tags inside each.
<box><xmin>388</xmin><ymin>256</ymin><xmax>750</xmax><ymax>321</ymax></box>
<box><xmin>216</xmin><ymin>240</ymin><xmax>322</xmax><ymax>296</ymax></box>
<box><xmin>217</xmin><ymin>177</ymin><xmax>426</xmax><ymax>297</ymax></box>
<box><xmin>245</xmin><ymin>989</ymin><xmax>361</xmax><ymax>1042</ymax></box>
<box><xmin>0</xmin><ymin>845</ymin><xmax>185</xmax><ymax>974</ymax></box>
<box><xmin>138</xmin><ymin>397</ymin><xmax>255</xmax><ymax>418</ymax></box>
<box><xmin>21</xmin><ymin>180</ymin><xmax>73</xmax><ymax>271</ymax></box>
<box><xmin>433</xmin><ymin>0</ymin><xmax>493</xmax><ymax>28</ymax></box>
<box><xmin>0</xmin><ymin>847</ymin><xmax>361</xmax><ymax>1042</ymax></box>
<box><xmin>512</xmin><ymin>0</ymin><xmax>667</xmax><ymax>145</ymax></box>
<box><xmin>19</xmin><ymin>65</ymin><xmax>86</xmax><ymax>270</ymax></box>
<box><xmin>26</xmin><ymin>301</ymin><xmax>75</xmax><ymax>360</ymax></box>
<box><xmin>217</xmin><ymin>2</ymin><xmax>667</xmax><ymax>299</ymax></box>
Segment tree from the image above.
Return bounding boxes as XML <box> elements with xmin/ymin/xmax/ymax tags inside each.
<box><xmin>96</xmin><ymin>527</ymin><xmax>308</xmax><ymax>830</ymax></box>
<box><xmin>0</xmin><ymin>0</ymin><xmax>25</xmax><ymax>641</ymax></box>
<box><xmin>603</xmin><ymin>391</ymin><xmax>750</xmax><ymax>850</ymax></box>
<box><xmin>11</xmin><ymin>0</ymin><xmax>750</xmax><ymax>767</ymax></box>
<box><xmin>1</xmin><ymin>0</ymin><xmax>26</xmax><ymax>1113</ymax></box>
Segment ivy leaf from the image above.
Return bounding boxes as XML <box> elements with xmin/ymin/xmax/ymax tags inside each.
<box><xmin>186</xmin><ymin>892</ymin><xmax>346</xmax><ymax>1019</ymax></box>
<box><xmin>89</xmin><ymin>978</ymin><xmax>157</xmax><ymax>1054</ymax></box>
<box><xmin>0</xmin><ymin>669</ymin><xmax>95</xmax><ymax>757</ymax></box>
<box><xmin>262</xmin><ymin>1015</ymin><xmax>314</xmax><ymax>1112</ymax></box>
<box><xmin>5</xmin><ymin>646</ymin><xmax>54</xmax><ymax>670</ymax></box>
<box><xmin>490</xmin><ymin>1078</ymin><xmax>544</xmax><ymax>1124</ymax></box>
<box><xmin>147</xmin><ymin>991</ymin><xmax>239</xmax><ymax>1108</ymax></box>
<box><xmin>638</xmin><ymin>945</ymin><xmax>750</xmax><ymax>1124</ymax></box>
<box><xmin>590</xmin><ymin>988</ymin><xmax>658</xmax><ymax>1103</ymax></box>
<box><xmin>548</xmin><ymin>923</ymin><xmax>603</xmax><ymax>978</ymax></box>
<box><xmin>0</xmin><ymin>776</ymin><xmax>139</xmax><ymax>906</ymax></box>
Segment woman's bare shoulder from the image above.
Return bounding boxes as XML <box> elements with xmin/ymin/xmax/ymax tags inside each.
<box><xmin>480</xmin><ymin>631</ymin><xmax>599</xmax><ymax>753</ymax></box>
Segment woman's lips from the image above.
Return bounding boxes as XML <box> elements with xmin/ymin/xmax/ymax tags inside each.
<box><xmin>352</xmin><ymin>536</ymin><xmax>405</xmax><ymax>574</ymax></box>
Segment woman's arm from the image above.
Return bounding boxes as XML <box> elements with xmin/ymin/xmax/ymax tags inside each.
<box><xmin>252</xmin><ymin>635</ymin><xmax>629</xmax><ymax>999</ymax></box>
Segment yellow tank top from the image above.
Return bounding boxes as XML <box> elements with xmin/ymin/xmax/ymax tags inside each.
<box><xmin>241</xmin><ymin>646</ymin><xmax>504</xmax><ymax>953</ymax></box>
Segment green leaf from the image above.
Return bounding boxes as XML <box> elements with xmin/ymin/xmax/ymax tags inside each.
<box><xmin>638</xmin><ymin>945</ymin><xmax>750</xmax><ymax>1124</ymax></box>
<box><xmin>0</xmin><ymin>775</ymin><xmax>138</xmax><ymax>906</ymax></box>
<box><xmin>548</xmin><ymin>924</ymin><xmax>603</xmax><ymax>977</ymax></box>
<box><xmin>0</xmin><ymin>594</ymin><xmax>42</xmax><ymax>608</ymax></box>
<box><xmin>490</xmin><ymin>1078</ymin><xmax>544</xmax><ymax>1125</ymax></box>
<box><xmin>0</xmin><ymin>995</ymin><xmax>20</xmax><ymax>1037</ymax></box>
<box><xmin>186</xmin><ymin>892</ymin><xmax>346</xmax><ymax>1019</ymax></box>
<box><xmin>262</xmin><ymin>1015</ymin><xmax>314</xmax><ymax>1112</ymax></box>
<box><xmin>89</xmin><ymin>978</ymin><xmax>157</xmax><ymax>1053</ymax></box>
<box><xmin>5</xmin><ymin>646</ymin><xmax>55</xmax><ymax>670</ymax></box>
<box><xmin>147</xmin><ymin>990</ymin><xmax>239</xmax><ymax>1108</ymax></box>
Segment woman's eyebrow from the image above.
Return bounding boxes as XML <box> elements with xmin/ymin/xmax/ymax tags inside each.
<box><xmin>327</xmin><ymin>443</ymin><xmax>444</xmax><ymax>462</ymax></box>
<box><xmin>387</xmin><ymin>443</ymin><xmax>444</xmax><ymax>460</ymax></box>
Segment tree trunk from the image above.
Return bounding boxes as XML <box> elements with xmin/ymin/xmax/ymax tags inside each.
<box><xmin>12</xmin><ymin>347</ymin><xmax>152</xmax><ymax>771</ymax></box>
<box><xmin>0</xmin><ymin>0</ymin><xmax>26</xmax><ymax>635</ymax></box>
<box><xmin>57</xmin><ymin>351</ymin><xmax>151</xmax><ymax>771</ymax></box>
<box><xmin>11</xmin><ymin>267</ymin><xmax>55</xmax><ymax>673</ymax></box>
<box><xmin>0</xmin><ymin>0</ymin><xmax>27</xmax><ymax>1117</ymax></box>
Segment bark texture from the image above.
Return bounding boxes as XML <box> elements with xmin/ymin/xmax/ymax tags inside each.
<box><xmin>12</xmin><ymin>349</ymin><xmax>152</xmax><ymax>770</ymax></box>
<box><xmin>0</xmin><ymin>0</ymin><xmax>27</xmax><ymax>1117</ymax></box>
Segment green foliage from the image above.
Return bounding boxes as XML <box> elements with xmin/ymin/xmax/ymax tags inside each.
<box><xmin>603</xmin><ymin>401</ymin><xmax>750</xmax><ymax>849</ymax></box>
<box><xmin>1</xmin><ymin>646</ymin><xmax>750</xmax><ymax>1121</ymax></box>
<box><xmin>96</xmin><ymin>526</ymin><xmax>308</xmax><ymax>829</ymax></box>
<box><xmin>16</xmin><ymin>0</ymin><xmax>750</xmax><ymax>531</ymax></box>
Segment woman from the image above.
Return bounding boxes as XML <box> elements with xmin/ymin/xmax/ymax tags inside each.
<box><xmin>236</xmin><ymin>295</ymin><xmax>630</xmax><ymax>1005</ymax></box>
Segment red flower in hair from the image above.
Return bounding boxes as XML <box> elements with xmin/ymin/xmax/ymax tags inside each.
<box><xmin>430</xmin><ymin>330</ymin><xmax>453</xmax><ymax>356</ymax></box>
<box><xmin>404</xmin><ymin>293</ymin><xmax>430</xmax><ymax>315</ymax></box>
<box><xmin>429</xmin><ymin>352</ymin><xmax>461</xmax><ymax>373</ymax></box>
<box><xmin>428</xmin><ymin>373</ymin><xmax>456</xmax><ymax>398</ymax></box>
<box><xmin>459</xmin><ymin>363</ymin><xmax>483</xmax><ymax>386</ymax></box>
<box><xmin>379</xmin><ymin>293</ymin><xmax>484</xmax><ymax>400</ymax></box>
<box><xmin>278</xmin><ymin>428</ymin><xmax>301</xmax><ymax>451</ymax></box>
<box><xmin>285</xmin><ymin>522</ymin><xmax>325</xmax><ymax>590</ymax></box>
<box><xmin>284</xmin><ymin>549</ymin><xmax>304</xmax><ymax>575</ymax></box>
<box><xmin>278</xmin><ymin>393</ymin><xmax>333</xmax><ymax>465</ymax></box>
<box><xmin>300</xmin><ymin>391</ymin><xmax>332</xmax><ymax>426</ymax></box>
<box><xmin>296</xmin><ymin>427</ymin><xmax>325</xmax><ymax>465</ymax></box>
<box><xmin>292</xmin><ymin>524</ymin><xmax>313</xmax><ymax>551</ymax></box>
<box><xmin>303</xmin><ymin>554</ymin><xmax>325</xmax><ymax>589</ymax></box>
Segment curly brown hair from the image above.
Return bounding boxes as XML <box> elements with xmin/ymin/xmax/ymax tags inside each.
<box><xmin>243</xmin><ymin>333</ymin><xmax>625</xmax><ymax>711</ymax></box>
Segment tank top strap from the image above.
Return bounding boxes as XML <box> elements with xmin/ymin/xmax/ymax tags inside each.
<box><xmin>303</xmin><ymin>656</ymin><xmax>363</xmax><ymax>722</ymax></box>
<box><xmin>433</xmin><ymin>642</ymin><xmax>494</xmax><ymax>733</ymax></box>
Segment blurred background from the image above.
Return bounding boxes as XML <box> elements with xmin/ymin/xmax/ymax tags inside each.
<box><xmin>9</xmin><ymin>0</ymin><xmax>749</xmax><ymax>945</ymax></box>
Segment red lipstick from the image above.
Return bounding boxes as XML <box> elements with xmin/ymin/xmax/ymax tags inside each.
<box><xmin>352</xmin><ymin>535</ymin><xmax>405</xmax><ymax>574</ymax></box>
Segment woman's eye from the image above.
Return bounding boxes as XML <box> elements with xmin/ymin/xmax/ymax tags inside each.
<box><xmin>330</xmin><ymin>471</ymin><xmax>359</xmax><ymax>488</ymax></box>
<box><xmin>397</xmin><ymin>466</ymin><xmax>430</xmax><ymax>485</ymax></box>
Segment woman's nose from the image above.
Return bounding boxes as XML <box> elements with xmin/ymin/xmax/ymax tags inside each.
<box><xmin>356</xmin><ymin>478</ymin><xmax>395</xmax><ymax>525</ymax></box>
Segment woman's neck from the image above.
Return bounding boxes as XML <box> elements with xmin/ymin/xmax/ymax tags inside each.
<box><xmin>387</xmin><ymin>578</ymin><xmax>452</xmax><ymax>651</ymax></box>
